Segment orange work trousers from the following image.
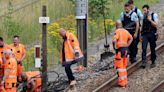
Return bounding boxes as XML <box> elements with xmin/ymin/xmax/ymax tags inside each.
<box><xmin>114</xmin><ymin>51</ymin><xmax>128</xmax><ymax>87</ymax></box>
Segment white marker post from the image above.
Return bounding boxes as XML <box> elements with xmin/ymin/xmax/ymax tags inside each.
<box><xmin>34</xmin><ymin>45</ymin><xmax>41</xmax><ymax>68</ymax></box>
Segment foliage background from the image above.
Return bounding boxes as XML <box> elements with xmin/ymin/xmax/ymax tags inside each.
<box><xmin>0</xmin><ymin>0</ymin><xmax>159</xmax><ymax>70</ymax></box>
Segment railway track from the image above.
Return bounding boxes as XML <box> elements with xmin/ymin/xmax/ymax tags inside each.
<box><xmin>93</xmin><ymin>42</ymin><xmax>164</xmax><ymax>92</ymax></box>
<box><xmin>149</xmin><ymin>80</ymin><xmax>164</xmax><ymax>92</ymax></box>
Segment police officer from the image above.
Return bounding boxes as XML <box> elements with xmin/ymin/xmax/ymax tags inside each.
<box><xmin>120</xmin><ymin>3</ymin><xmax>139</xmax><ymax>63</ymax></box>
<box><xmin>128</xmin><ymin>0</ymin><xmax>143</xmax><ymax>21</ymax></box>
<box><xmin>58</xmin><ymin>28</ymin><xmax>84</xmax><ymax>86</ymax></box>
<box><xmin>141</xmin><ymin>5</ymin><xmax>158</xmax><ymax>68</ymax></box>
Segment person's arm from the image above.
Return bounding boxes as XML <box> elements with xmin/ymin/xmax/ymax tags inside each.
<box><xmin>20</xmin><ymin>45</ymin><xmax>26</xmax><ymax>61</ymax></box>
<box><xmin>133</xmin><ymin>13</ymin><xmax>139</xmax><ymax>39</ymax></box>
<box><xmin>147</xmin><ymin>13</ymin><xmax>158</xmax><ymax>28</ymax></box>
<box><xmin>127</xmin><ymin>33</ymin><xmax>133</xmax><ymax>46</ymax></box>
<box><xmin>113</xmin><ymin>31</ymin><xmax>119</xmax><ymax>50</ymax></box>
<box><xmin>119</xmin><ymin>12</ymin><xmax>124</xmax><ymax>21</ymax></box>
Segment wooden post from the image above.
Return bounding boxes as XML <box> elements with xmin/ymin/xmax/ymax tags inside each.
<box><xmin>41</xmin><ymin>5</ymin><xmax>48</xmax><ymax>92</ymax></box>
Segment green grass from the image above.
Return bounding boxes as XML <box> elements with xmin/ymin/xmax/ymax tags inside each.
<box><xmin>0</xmin><ymin>0</ymin><xmax>74</xmax><ymax>71</ymax></box>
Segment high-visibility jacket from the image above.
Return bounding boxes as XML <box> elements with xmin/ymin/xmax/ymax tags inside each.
<box><xmin>10</xmin><ymin>43</ymin><xmax>26</xmax><ymax>76</ymax></box>
<box><xmin>25</xmin><ymin>71</ymin><xmax>41</xmax><ymax>92</ymax></box>
<box><xmin>113</xmin><ymin>28</ymin><xmax>133</xmax><ymax>48</ymax></box>
<box><xmin>10</xmin><ymin>43</ymin><xmax>26</xmax><ymax>60</ymax></box>
<box><xmin>60</xmin><ymin>31</ymin><xmax>83</xmax><ymax>64</ymax></box>
<box><xmin>4</xmin><ymin>58</ymin><xmax>17</xmax><ymax>91</ymax></box>
<box><xmin>0</xmin><ymin>44</ymin><xmax>12</xmax><ymax>79</ymax></box>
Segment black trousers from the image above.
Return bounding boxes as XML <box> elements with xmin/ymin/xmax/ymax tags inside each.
<box><xmin>64</xmin><ymin>57</ymin><xmax>84</xmax><ymax>81</ymax></box>
<box><xmin>142</xmin><ymin>32</ymin><xmax>156</xmax><ymax>63</ymax></box>
<box><xmin>129</xmin><ymin>32</ymin><xmax>139</xmax><ymax>62</ymax></box>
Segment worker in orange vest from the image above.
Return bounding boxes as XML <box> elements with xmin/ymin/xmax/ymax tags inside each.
<box><xmin>113</xmin><ymin>20</ymin><xmax>133</xmax><ymax>87</ymax></box>
<box><xmin>10</xmin><ymin>35</ymin><xmax>26</xmax><ymax>76</ymax></box>
<box><xmin>18</xmin><ymin>71</ymin><xmax>41</xmax><ymax>92</ymax></box>
<box><xmin>1</xmin><ymin>49</ymin><xmax>17</xmax><ymax>92</ymax></box>
<box><xmin>58</xmin><ymin>28</ymin><xmax>84</xmax><ymax>86</ymax></box>
<box><xmin>0</xmin><ymin>37</ymin><xmax>12</xmax><ymax>92</ymax></box>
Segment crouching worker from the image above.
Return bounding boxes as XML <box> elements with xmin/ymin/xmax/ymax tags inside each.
<box><xmin>58</xmin><ymin>28</ymin><xmax>84</xmax><ymax>86</ymax></box>
<box><xmin>1</xmin><ymin>50</ymin><xmax>17</xmax><ymax>92</ymax></box>
<box><xmin>17</xmin><ymin>71</ymin><xmax>41</xmax><ymax>92</ymax></box>
<box><xmin>112</xmin><ymin>20</ymin><xmax>133</xmax><ymax>87</ymax></box>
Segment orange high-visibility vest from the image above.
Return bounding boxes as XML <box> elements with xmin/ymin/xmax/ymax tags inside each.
<box><xmin>0</xmin><ymin>44</ymin><xmax>12</xmax><ymax>79</ymax></box>
<box><xmin>60</xmin><ymin>31</ymin><xmax>83</xmax><ymax>64</ymax></box>
<box><xmin>113</xmin><ymin>28</ymin><xmax>132</xmax><ymax>48</ymax></box>
<box><xmin>10</xmin><ymin>43</ymin><xmax>26</xmax><ymax>60</ymax></box>
<box><xmin>10</xmin><ymin>43</ymin><xmax>26</xmax><ymax>76</ymax></box>
<box><xmin>4</xmin><ymin>58</ymin><xmax>17</xmax><ymax>90</ymax></box>
<box><xmin>25</xmin><ymin>71</ymin><xmax>41</xmax><ymax>92</ymax></box>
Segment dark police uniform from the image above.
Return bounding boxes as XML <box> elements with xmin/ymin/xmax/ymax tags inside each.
<box><xmin>141</xmin><ymin>12</ymin><xmax>158</xmax><ymax>67</ymax></box>
<box><xmin>120</xmin><ymin>11</ymin><xmax>138</xmax><ymax>63</ymax></box>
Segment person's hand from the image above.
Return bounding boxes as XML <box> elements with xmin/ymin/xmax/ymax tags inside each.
<box><xmin>1</xmin><ymin>80</ymin><xmax>4</xmax><ymax>85</ymax></box>
<box><xmin>133</xmin><ymin>33</ymin><xmax>138</xmax><ymax>39</ymax></box>
<box><xmin>147</xmin><ymin>16</ymin><xmax>152</xmax><ymax>22</ymax></box>
<box><xmin>74</xmin><ymin>56</ymin><xmax>79</xmax><ymax>60</ymax></box>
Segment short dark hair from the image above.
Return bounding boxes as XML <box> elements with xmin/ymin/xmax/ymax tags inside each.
<box><xmin>0</xmin><ymin>37</ymin><xmax>3</xmax><ymax>41</ymax></box>
<box><xmin>124</xmin><ymin>2</ymin><xmax>130</xmax><ymax>7</ymax></box>
<box><xmin>13</xmin><ymin>35</ymin><xmax>19</xmax><ymax>39</ymax></box>
<box><xmin>142</xmin><ymin>4</ymin><xmax>149</xmax><ymax>9</ymax></box>
<box><xmin>128</xmin><ymin>0</ymin><xmax>134</xmax><ymax>4</ymax></box>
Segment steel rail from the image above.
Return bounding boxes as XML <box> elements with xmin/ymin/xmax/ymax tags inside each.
<box><xmin>93</xmin><ymin>42</ymin><xmax>164</xmax><ymax>92</ymax></box>
<box><xmin>149</xmin><ymin>80</ymin><xmax>164</xmax><ymax>92</ymax></box>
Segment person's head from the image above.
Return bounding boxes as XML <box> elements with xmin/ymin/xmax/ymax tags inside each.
<box><xmin>128</xmin><ymin>0</ymin><xmax>134</xmax><ymax>9</ymax></box>
<box><xmin>13</xmin><ymin>35</ymin><xmax>20</xmax><ymax>46</ymax></box>
<box><xmin>58</xmin><ymin>28</ymin><xmax>66</xmax><ymax>37</ymax></box>
<box><xmin>0</xmin><ymin>37</ymin><xmax>4</xmax><ymax>47</ymax></box>
<box><xmin>18</xmin><ymin>72</ymin><xmax>27</xmax><ymax>82</ymax></box>
<box><xmin>115</xmin><ymin>20</ymin><xmax>122</xmax><ymax>29</ymax></box>
<box><xmin>4</xmin><ymin>49</ymin><xmax>13</xmax><ymax>59</ymax></box>
<box><xmin>142</xmin><ymin>4</ymin><xmax>150</xmax><ymax>15</ymax></box>
<box><xmin>124</xmin><ymin>2</ymin><xmax>131</xmax><ymax>13</ymax></box>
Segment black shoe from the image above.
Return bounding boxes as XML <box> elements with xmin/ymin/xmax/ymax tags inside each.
<box><xmin>130</xmin><ymin>58</ymin><xmax>137</xmax><ymax>64</ymax></box>
<box><xmin>150</xmin><ymin>63</ymin><xmax>156</xmax><ymax>68</ymax></box>
<box><xmin>141</xmin><ymin>62</ymin><xmax>146</xmax><ymax>69</ymax></box>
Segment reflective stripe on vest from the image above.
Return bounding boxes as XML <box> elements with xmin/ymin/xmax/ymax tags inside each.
<box><xmin>116</xmin><ymin>31</ymin><xmax>127</xmax><ymax>45</ymax></box>
<box><xmin>7</xmin><ymin>76</ymin><xmax>17</xmax><ymax>78</ymax></box>
<box><xmin>67</xmin><ymin>33</ymin><xmax>75</xmax><ymax>53</ymax></box>
<box><xmin>117</xmin><ymin>68</ymin><xmax>127</xmax><ymax>72</ymax></box>
<box><xmin>118</xmin><ymin>75</ymin><xmax>127</xmax><ymax>80</ymax></box>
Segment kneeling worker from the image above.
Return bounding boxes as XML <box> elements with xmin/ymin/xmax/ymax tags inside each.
<box><xmin>113</xmin><ymin>20</ymin><xmax>133</xmax><ymax>87</ymax></box>
<box><xmin>18</xmin><ymin>71</ymin><xmax>41</xmax><ymax>92</ymax></box>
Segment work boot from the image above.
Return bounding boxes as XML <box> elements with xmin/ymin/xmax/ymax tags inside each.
<box><xmin>70</xmin><ymin>80</ymin><xmax>77</xmax><ymax>86</ymax></box>
<box><xmin>150</xmin><ymin>61</ymin><xmax>156</xmax><ymax>68</ymax></box>
<box><xmin>141</xmin><ymin>61</ymin><xmax>146</xmax><ymax>69</ymax></box>
<box><xmin>130</xmin><ymin>58</ymin><xmax>136</xmax><ymax>64</ymax></box>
